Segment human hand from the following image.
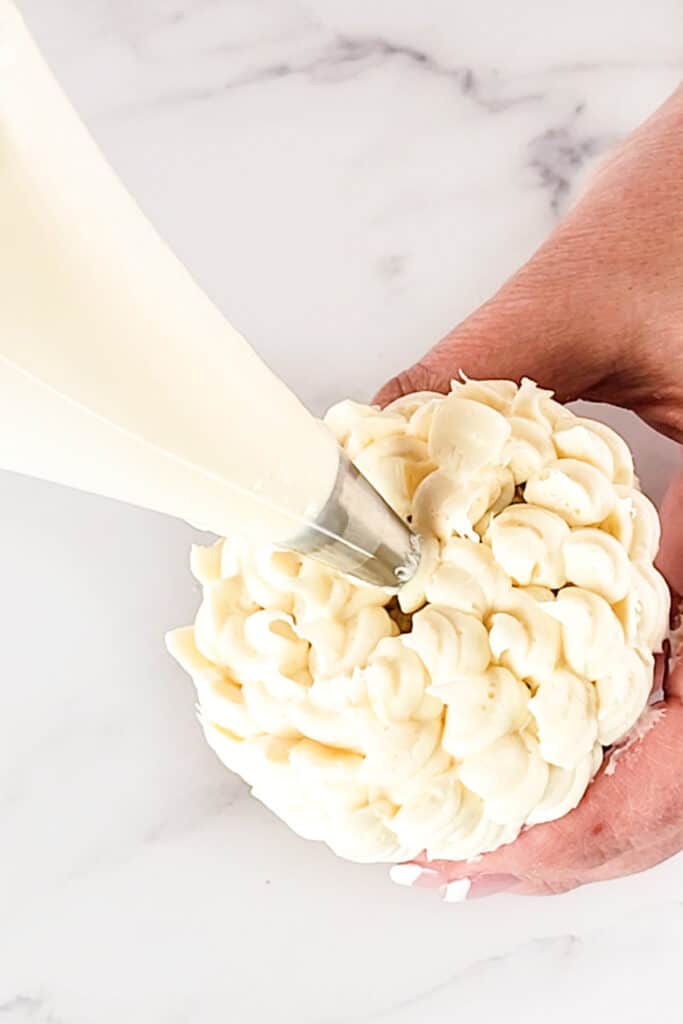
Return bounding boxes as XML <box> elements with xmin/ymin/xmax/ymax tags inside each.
<box><xmin>378</xmin><ymin>86</ymin><xmax>683</xmax><ymax>898</ymax></box>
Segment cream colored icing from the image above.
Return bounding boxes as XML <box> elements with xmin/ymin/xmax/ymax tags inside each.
<box><xmin>169</xmin><ymin>380</ymin><xmax>670</xmax><ymax>863</ymax></box>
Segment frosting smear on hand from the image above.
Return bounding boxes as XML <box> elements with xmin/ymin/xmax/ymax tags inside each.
<box><xmin>168</xmin><ymin>379</ymin><xmax>669</xmax><ymax>863</ymax></box>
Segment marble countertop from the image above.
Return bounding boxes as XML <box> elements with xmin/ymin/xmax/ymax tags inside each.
<box><xmin>2</xmin><ymin>2</ymin><xmax>682</xmax><ymax>1021</ymax></box>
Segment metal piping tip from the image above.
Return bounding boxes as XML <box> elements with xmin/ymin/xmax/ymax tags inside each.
<box><xmin>286</xmin><ymin>451</ymin><xmax>421</xmax><ymax>588</ymax></box>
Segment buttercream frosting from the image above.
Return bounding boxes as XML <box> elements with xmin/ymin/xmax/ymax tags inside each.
<box><xmin>169</xmin><ymin>379</ymin><xmax>669</xmax><ymax>862</ymax></box>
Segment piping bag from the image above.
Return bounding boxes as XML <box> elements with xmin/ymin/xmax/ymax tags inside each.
<box><xmin>0</xmin><ymin>3</ymin><xmax>419</xmax><ymax>589</ymax></box>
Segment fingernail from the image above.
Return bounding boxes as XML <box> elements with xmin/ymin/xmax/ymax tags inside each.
<box><xmin>467</xmin><ymin>873</ymin><xmax>519</xmax><ymax>900</ymax></box>
<box><xmin>389</xmin><ymin>863</ymin><xmax>443</xmax><ymax>888</ymax></box>
<box><xmin>440</xmin><ymin>878</ymin><xmax>472</xmax><ymax>903</ymax></box>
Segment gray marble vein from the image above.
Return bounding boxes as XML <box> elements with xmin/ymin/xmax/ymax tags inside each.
<box><xmin>0</xmin><ymin>996</ymin><xmax>65</xmax><ymax>1024</ymax></box>
<box><xmin>527</xmin><ymin>105</ymin><xmax>615</xmax><ymax>214</ymax></box>
<box><xmin>113</xmin><ymin>31</ymin><xmax>544</xmax><ymax>115</ymax></box>
<box><xmin>323</xmin><ymin>935</ymin><xmax>583</xmax><ymax>1023</ymax></box>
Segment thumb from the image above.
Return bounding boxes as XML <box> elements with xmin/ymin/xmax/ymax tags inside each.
<box><xmin>375</xmin><ymin>247</ymin><xmax>625</xmax><ymax>408</ymax></box>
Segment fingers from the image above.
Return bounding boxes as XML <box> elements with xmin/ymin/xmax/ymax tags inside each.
<box><xmin>375</xmin><ymin>251</ymin><xmax>626</xmax><ymax>408</ymax></box>
<box><xmin>378</xmin><ymin>85</ymin><xmax>683</xmax><ymax>425</ymax></box>
<box><xmin>392</xmin><ymin>685</ymin><xmax>683</xmax><ymax>900</ymax></box>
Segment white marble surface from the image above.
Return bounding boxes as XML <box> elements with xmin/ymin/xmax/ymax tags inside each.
<box><xmin>1</xmin><ymin>2</ymin><xmax>682</xmax><ymax>1021</ymax></box>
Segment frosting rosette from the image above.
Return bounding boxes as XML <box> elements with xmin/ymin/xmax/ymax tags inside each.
<box><xmin>168</xmin><ymin>378</ymin><xmax>669</xmax><ymax>863</ymax></box>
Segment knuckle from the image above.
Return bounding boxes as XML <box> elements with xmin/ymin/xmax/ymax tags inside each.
<box><xmin>394</xmin><ymin>365</ymin><xmax>432</xmax><ymax>397</ymax></box>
